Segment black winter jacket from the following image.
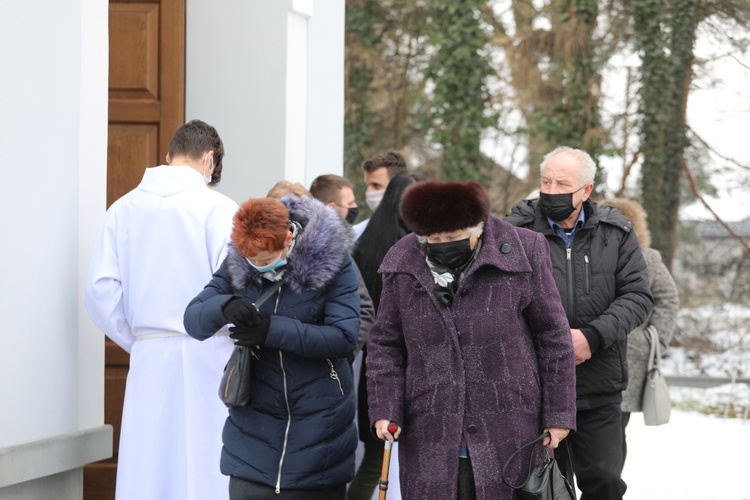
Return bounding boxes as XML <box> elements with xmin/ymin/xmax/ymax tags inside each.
<box><xmin>506</xmin><ymin>200</ymin><xmax>653</xmax><ymax>409</ymax></box>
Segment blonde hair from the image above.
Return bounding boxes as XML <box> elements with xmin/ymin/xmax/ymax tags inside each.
<box><xmin>266</xmin><ymin>180</ymin><xmax>312</xmax><ymax>199</ymax></box>
<box><xmin>598</xmin><ymin>198</ymin><xmax>651</xmax><ymax>248</ymax></box>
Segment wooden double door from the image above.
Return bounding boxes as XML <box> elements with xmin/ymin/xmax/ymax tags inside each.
<box><xmin>84</xmin><ymin>0</ymin><xmax>185</xmax><ymax>498</ymax></box>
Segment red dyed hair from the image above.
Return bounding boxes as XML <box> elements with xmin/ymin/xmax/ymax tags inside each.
<box><xmin>232</xmin><ymin>198</ymin><xmax>290</xmax><ymax>257</ymax></box>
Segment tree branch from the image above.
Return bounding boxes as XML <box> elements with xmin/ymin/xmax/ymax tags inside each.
<box><xmin>682</xmin><ymin>157</ymin><xmax>750</xmax><ymax>257</ymax></box>
<box><xmin>615</xmin><ymin>151</ymin><xmax>639</xmax><ymax>197</ymax></box>
<box><xmin>688</xmin><ymin>125</ymin><xmax>750</xmax><ymax>171</ymax></box>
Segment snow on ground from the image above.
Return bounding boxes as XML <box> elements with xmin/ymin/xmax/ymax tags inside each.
<box><xmin>623</xmin><ymin>409</ymin><xmax>750</xmax><ymax>500</ymax></box>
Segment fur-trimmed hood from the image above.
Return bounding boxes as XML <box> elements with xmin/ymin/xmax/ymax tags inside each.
<box><xmin>225</xmin><ymin>195</ymin><xmax>353</xmax><ymax>293</ymax></box>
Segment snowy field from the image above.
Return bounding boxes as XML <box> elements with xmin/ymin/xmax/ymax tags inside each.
<box><xmin>623</xmin><ymin>409</ymin><xmax>750</xmax><ymax>500</ymax></box>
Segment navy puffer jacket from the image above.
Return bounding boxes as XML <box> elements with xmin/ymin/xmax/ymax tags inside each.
<box><xmin>184</xmin><ymin>195</ymin><xmax>360</xmax><ymax>491</ymax></box>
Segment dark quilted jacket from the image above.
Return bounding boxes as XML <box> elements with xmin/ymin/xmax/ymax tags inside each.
<box><xmin>505</xmin><ymin>199</ymin><xmax>654</xmax><ymax>408</ymax></box>
<box><xmin>184</xmin><ymin>195</ymin><xmax>360</xmax><ymax>491</ymax></box>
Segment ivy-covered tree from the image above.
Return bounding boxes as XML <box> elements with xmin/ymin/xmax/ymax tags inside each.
<box><xmin>535</xmin><ymin>0</ymin><xmax>604</xmax><ymax>166</ymax></box>
<box><xmin>423</xmin><ymin>0</ymin><xmax>497</xmax><ymax>182</ymax></box>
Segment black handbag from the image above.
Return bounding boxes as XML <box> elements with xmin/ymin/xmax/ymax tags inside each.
<box><xmin>218</xmin><ymin>281</ymin><xmax>282</xmax><ymax>408</ymax></box>
<box><xmin>501</xmin><ymin>432</ymin><xmax>576</xmax><ymax>500</ymax></box>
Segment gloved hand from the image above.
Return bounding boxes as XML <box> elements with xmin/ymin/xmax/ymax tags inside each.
<box><xmin>229</xmin><ymin>314</ymin><xmax>271</xmax><ymax>347</ymax></box>
<box><xmin>222</xmin><ymin>297</ymin><xmax>261</xmax><ymax>328</ymax></box>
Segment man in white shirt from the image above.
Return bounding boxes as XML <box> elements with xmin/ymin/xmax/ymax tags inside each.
<box><xmin>86</xmin><ymin>119</ymin><xmax>238</xmax><ymax>500</ymax></box>
<box><xmin>352</xmin><ymin>150</ymin><xmax>407</xmax><ymax>239</ymax></box>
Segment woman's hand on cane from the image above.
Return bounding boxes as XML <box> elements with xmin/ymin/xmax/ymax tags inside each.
<box><xmin>375</xmin><ymin>419</ymin><xmax>401</xmax><ymax>442</ymax></box>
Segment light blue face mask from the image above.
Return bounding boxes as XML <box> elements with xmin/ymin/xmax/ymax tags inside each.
<box><xmin>246</xmin><ymin>252</ymin><xmax>287</xmax><ymax>273</ymax></box>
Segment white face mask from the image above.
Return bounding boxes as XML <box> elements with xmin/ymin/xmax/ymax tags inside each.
<box><xmin>366</xmin><ymin>188</ymin><xmax>385</xmax><ymax>212</ymax></box>
<box><xmin>203</xmin><ymin>154</ymin><xmax>214</xmax><ymax>184</ymax></box>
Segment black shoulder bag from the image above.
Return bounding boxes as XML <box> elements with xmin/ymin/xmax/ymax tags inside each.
<box><xmin>218</xmin><ymin>281</ymin><xmax>282</xmax><ymax>408</ymax></box>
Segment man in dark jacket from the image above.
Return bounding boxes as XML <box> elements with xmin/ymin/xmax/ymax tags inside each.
<box><xmin>506</xmin><ymin>146</ymin><xmax>654</xmax><ymax>500</ymax></box>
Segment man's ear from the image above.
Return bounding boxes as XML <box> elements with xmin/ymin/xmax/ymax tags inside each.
<box><xmin>581</xmin><ymin>182</ymin><xmax>594</xmax><ymax>202</ymax></box>
<box><xmin>165</xmin><ymin>152</ymin><xmax>171</xmax><ymax>164</ymax></box>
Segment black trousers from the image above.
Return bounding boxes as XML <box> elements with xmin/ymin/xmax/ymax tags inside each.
<box><xmin>458</xmin><ymin>457</ymin><xmax>477</xmax><ymax>500</ymax></box>
<box><xmin>621</xmin><ymin>410</ymin><xmax>631</xmax><ymax>470</ymax></box>
<box><xmin>229</xmin><ymin>476</ymin><xmax>346</xmax><ymax>500</ymax></box>
<box><xmin>555</xmin><ymin>402</ymin><xmax>627</xmax><ymax>500</ymax></box>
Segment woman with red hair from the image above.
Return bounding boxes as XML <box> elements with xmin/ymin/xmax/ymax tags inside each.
<box><xmin>184</xmin><ymin>195</ymin><xmax>360</xmax><ymax>499</ymax></box>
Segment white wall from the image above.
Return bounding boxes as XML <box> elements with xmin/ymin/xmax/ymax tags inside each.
<box><xmin>186</xmin><ymin>0</ymin><xmax>345</xmax><ymax>203</ymax></box>
<box><xmin>303</xmin><ymin>0</ymin><xmax>345</xmax><ymax>186</ymax></box>
<box><xmin>0</xmin><ymin>0</ymin><xmax>111</xmax><ymax>495</ymax></box>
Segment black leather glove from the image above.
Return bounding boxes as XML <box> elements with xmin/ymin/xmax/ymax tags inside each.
<box><xmin>229</xmin><ymin>314</ymin><xmax>271</xmax><ymax>347</ymax></box>
<box><xmin>222</xmin><ymin>297</ymin><xmax>261</xmax><ymax>327</ymax></box>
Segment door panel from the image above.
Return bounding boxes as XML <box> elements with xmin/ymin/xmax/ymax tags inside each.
<box><xmin>107</xmin><ymin>124</ymin><xmax>159</xmax><ymax>207</ymax></box>
<box><xmin>84</xmin><ymin>1</ymin><xmax>184</xmax><ymax>498</ymax></box>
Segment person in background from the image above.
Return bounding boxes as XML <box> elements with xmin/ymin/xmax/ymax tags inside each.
<box><xmin>184</xmin><ymin>196</ymin><xmax>361</xmax><ymax>500</ymax></box>
<box><xmin>506</xmin><ymin>146</ymin><xmax>654</xmax><ymax>500</ymax></box>
<box><xmin>367</xmin><ymin>179</ymin><xmax>577</xmax><ymax>499</ymax></box>
<box><xmin>598</xmin><ymin>198</ymin><xmax>679</xmax><ymax>467</ymax></box>
<box><xmin>347</xmin><ymin>171</ymin><xmax>420</xmax><ymax>500</ymax></box>
<box><xmin>310</xmin><ymin>174</ymin><xmax>360</xmax><ymax>225</ymax></box>
<box><xmin>266</xmin><ymin>180</ymin><xmax>312</xmax><ymax>199</ymax></box>
<box><xmin>352</xmin><ymin>150</ymin><xmax>408</xmax><ymax>239</ymax></box>
<box><xmin>85</xmin><ymin>119</ymin><xmax>238</xmax><ymax>500</ymax></box>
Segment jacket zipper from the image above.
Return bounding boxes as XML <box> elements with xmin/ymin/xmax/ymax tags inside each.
<box><xmin>275</xmin><ymin>350</ymin><xmax>292</xmax><ymax>494</ymax></box>
<box><xmin>583</xmin><ymin>254</ymin><xmax>590</xmax><ymax>295</ymax></box>
<box><xmin>327</xmin><ymin>359</ymin><xmax>344</xmax><ymax>395</ymax></box>
<box><xmin>270</xmin><ymin>287</ymin><xmax>289</xmax><ymax>495</ymax></box>
<box><xmin>565</xmin><ymin>248</ymin><xmax>575</xmax><ymax>317</ymax></box>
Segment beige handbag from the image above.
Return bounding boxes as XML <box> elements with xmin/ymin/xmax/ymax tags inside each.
<box><xmin>642</xmin><ymin>325</ymin><xmax>671</xmax><ymax>426</ymax></box>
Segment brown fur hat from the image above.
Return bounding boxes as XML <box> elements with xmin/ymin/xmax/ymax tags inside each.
<box><xmin>400</xmin><ymin>180</ymin><xmax>491</xmax><ymax>236</ymax></box>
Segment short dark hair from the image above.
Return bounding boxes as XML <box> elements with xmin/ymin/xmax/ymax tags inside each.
<box><xmin>361</xmin><ymin>150</ymin><xmax>407</xmax><ymax>179</ymax></box>
<box><xmin>309</xmin><ymin>174</ymin><xmax>354</xmax><ymax>205</ymax></box>
<box><xmin>168</xmin><ymin>119</ymin><xmax>225</xmax><ymax>186</ymax></box>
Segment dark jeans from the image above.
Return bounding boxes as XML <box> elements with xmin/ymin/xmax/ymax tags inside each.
<box><xmin>229</xmin><ymin>476</ymin><xmax>346</xmax><ymax>500</ymax></box>
<box><xmin>555</xmin><ymin>403</ymin><xmax>627</xmax><ymax>500</ymax></box>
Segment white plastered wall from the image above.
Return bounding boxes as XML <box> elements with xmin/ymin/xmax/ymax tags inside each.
<box><xmin>186</xmin><ymin>0</ymin><xmax>345</xmax><ymax>203</ymax></box>
<box><xmin>0</xmin><ymin>0</ymin><xmax>112</xmax><ymax>498</ymax></box>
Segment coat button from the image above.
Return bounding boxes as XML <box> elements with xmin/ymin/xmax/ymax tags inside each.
<box><xmin>468</xmin><ymin>424</ymin><xmax>478</xmax><ymax>434</ymax></box>
<box><xmin>501</xmin><ymin>243</ymin><xmax>511</xmax><ymax>254</ymax></box>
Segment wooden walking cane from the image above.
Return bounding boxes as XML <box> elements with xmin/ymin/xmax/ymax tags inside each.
<box><xmin>378</xmin><ymin>423</ymin><xmax>399</xmax><ymax>500</ymax></box>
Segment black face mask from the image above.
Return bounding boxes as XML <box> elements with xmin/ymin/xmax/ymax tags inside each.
<box><xmin>539</xmin><ymin>186</ymin><xmax>584</xmax><ymax>222</ymax></box>
<box><xmin>345</xmin><ymin>206</ymin><xmax>359</xmax><ymax>225</ymax></box>
<box><xmin>426</xmin><ymin>238</ymin><xmax>474</xmax><ymax>269</ymax></box>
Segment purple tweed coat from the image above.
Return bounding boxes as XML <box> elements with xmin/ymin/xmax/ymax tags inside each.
<box><xmin>366</xmin><ymin>215</ymin><xmax>576</xmax><ymax>500</ymax></box>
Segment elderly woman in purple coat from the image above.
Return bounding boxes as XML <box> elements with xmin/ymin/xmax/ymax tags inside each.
<box><xmin>365</xmin><ymin>180</ymin><xmax>577</xmax><ymax>499</ymax></box>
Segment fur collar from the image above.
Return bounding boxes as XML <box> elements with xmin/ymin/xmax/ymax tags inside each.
<box><xmin>225</xmin><ymin>195</ymin><xmax>353</xmax><ymax>293</ymax></box>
